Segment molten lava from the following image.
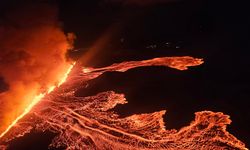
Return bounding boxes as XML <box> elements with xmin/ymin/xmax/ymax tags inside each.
<box><xmin>0</xmin><ymin>63</ymin><xmax>75</xmax><ymax>139</ymax></box>
<box><xmin>0</xmin><ymin>56</ymin><xmax>247</xmax><ymax>150</ymax></box>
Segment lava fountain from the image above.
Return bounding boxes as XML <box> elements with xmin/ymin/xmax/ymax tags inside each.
<box><xmin>0</xmin><ymin>56</ymin><xmax>247</xmax><ymax>150</ymax></box>
<box><xmin>0</xmin><ymin>63</ymin><xmax>75</xmax><ymax>139</ymax></box>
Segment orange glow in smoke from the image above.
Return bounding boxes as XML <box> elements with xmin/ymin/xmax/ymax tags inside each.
<box><xmin>0</xmin><ymin>62</ymin><xmax>75</xmax><ymax>138</ymax></box>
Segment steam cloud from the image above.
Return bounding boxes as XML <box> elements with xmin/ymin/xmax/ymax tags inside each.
<box><xmin>0</xmin><ymin>3</ymin><xmax>74</xmax><ymax>133</ymax></box>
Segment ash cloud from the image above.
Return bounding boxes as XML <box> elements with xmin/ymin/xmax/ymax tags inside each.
<box><xmin>0</xmin><ymin>3</ymin><xmax>74</xmax><ymax>133</ymax></box>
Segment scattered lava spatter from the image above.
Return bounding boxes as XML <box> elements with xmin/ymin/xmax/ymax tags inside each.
<box><xmin>0</xmin><ymin>56</ymin><xmax>247</xmax><ymax>150</ymax></box>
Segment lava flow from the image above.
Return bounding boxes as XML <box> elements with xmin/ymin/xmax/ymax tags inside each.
<box><xmin>0</xmin><ymin>56</ymin><xmax>247</xmax><ymax>150</ymax></box>
<box><xmin>0</xmin><ymin>63</ymin><xmax>75</xmax><ymax>139</ymax></box>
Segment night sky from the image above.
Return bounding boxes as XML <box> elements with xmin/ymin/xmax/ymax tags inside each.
<box><xmin>1</xmin><ymin>0</ymin><xmax>250</xmax><ymax>149</ymax></box>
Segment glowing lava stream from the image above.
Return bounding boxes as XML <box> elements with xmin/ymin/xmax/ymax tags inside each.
<box><xmin>0</xmin><ymin>62</ymin><xmax>76</xmax><ymax>139</ymax></box>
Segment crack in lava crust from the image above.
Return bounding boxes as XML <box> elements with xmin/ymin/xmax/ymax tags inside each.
<box><xmin>0</xmin><ymin>56</ymin><xmax>247</xmax><ymax>150</ymax></box>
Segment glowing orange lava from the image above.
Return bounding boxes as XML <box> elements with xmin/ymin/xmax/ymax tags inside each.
<box><xmin>0</xmin><ymin>57</ymin><xmax>247</xmax><ymax>150</ymax></box>
<box><xmin>0</xmin><ymin>62</ymin><xmax>75</xmax><ymax>139</ymax></box>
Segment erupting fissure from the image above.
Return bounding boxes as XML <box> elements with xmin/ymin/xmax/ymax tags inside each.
<box><xmin>0</xmin><ymin>62</ymin><xmax>75</xmax><ymax>139</ymax></box>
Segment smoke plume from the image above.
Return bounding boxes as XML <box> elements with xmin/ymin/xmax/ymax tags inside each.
<box><xmin>0</xmin><ymin>3</ymin><xmax>74</xmax><ymax>134</ymax></box>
